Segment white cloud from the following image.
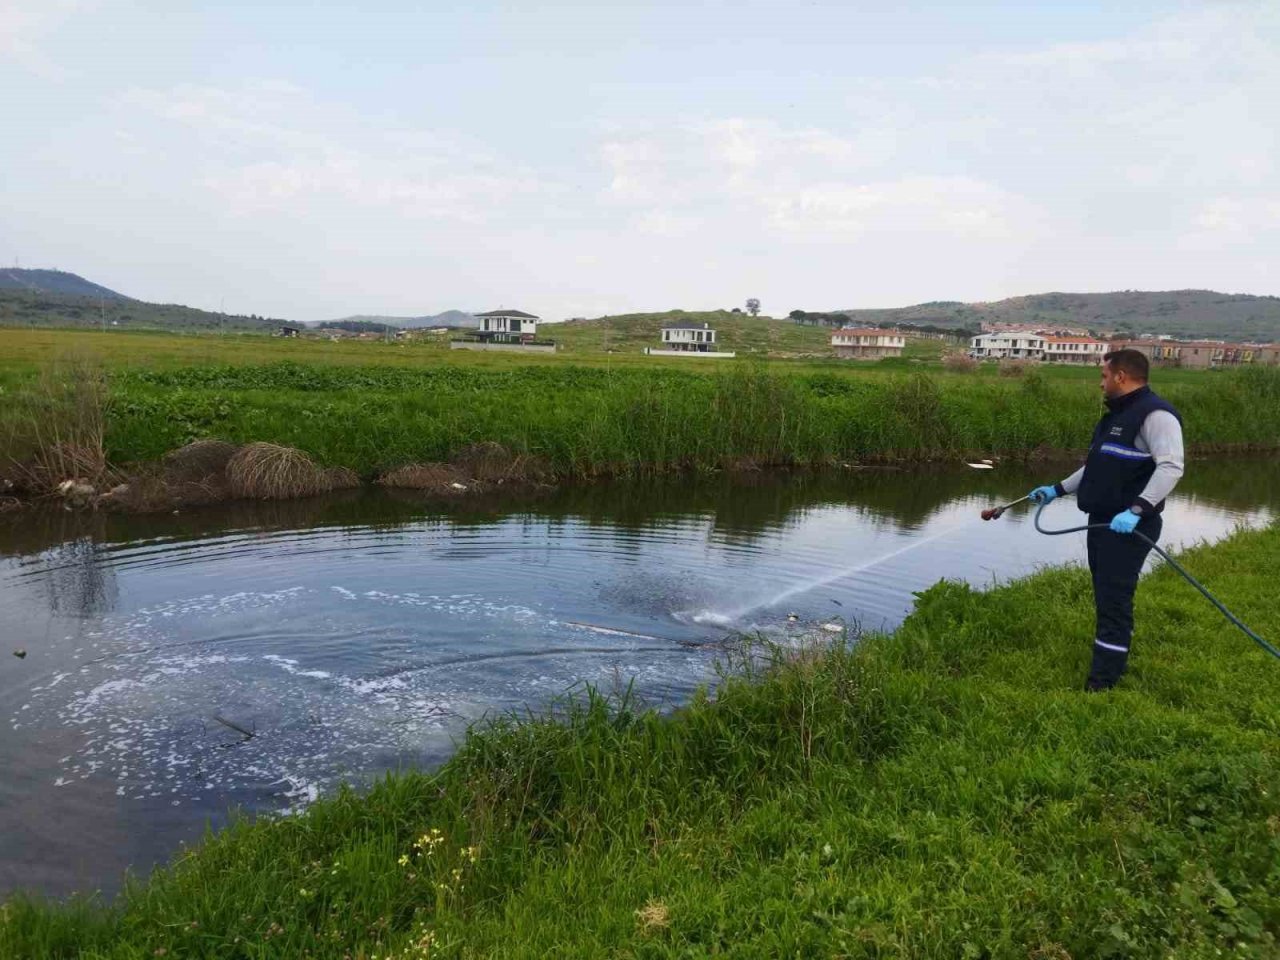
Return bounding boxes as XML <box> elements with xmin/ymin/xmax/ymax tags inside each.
<box><xmin>765</xmin><ymin>176</ymin><xmax>1024</xmax><ymax>238</ymax></box>
<box><xmin>119</xmin><ymin>81</ymin><xmax>552</xmax><ymax>223</ymax></box>
<box><xmin>599</xmin><ymin>119</ymin><xmax>1031</xmax><ymax>241</ymax></box>
<box><xmin>0</xmin><ymin>0</ymin><xmax>87</xmax><ymax>77</ymax></box>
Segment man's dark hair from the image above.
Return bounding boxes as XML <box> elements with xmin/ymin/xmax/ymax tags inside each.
<box><xmin>1103</xmin><ymin>348</ymin><xmax>1150</xmax><ymax>382</ymax></box>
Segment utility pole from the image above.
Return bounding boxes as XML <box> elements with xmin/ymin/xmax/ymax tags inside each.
<box><xmin>100</xmin><ymin>296</ymin><xmax>106</xmax><ymax>333</ymax></box>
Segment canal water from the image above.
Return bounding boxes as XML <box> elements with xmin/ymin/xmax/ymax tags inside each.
<box><xmin>1</xmin><ymin>461</ymin><xmax>1276</xmax><ymax>899</ymax></box>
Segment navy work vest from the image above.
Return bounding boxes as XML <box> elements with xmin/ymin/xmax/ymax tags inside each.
<box><xmin>1076</xmin><ymin>385</ymin><xmax>1182</xmax><ymax>517</ymax></box>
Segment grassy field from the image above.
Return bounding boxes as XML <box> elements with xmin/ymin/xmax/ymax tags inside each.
<box><xmin>548</xmin><ymin>310</ymin><xmax>950</xmax><ymax>358</ymax></box>
<box><xmin>5</xmin><ymin>520</ymin><xmax>1279</xmax><ymax>957</ymax></box>
<box><xmin>0</xmin><ymin>321</ymin><xmax>947</xmax><ymax>377</ymax></box>
<box><xmin>2</xmin><ymin>327</ymin><xmax>1278</xmax><ymax>488</ymax></box>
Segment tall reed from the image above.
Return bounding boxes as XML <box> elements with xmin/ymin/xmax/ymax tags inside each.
<box><xmin>0</xmin><ymin>353</ymin><xmax>110</xmax><ymax>493</ymax></box>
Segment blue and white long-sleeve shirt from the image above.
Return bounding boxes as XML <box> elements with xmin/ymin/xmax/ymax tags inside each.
<box><xmin>1058</xmin><ymin>409</ymin><xmax>1184</xmax><ymax>511</ymax></box>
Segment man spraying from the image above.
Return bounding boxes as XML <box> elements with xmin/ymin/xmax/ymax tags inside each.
<box><xmin>1028</xmin><ymin>348</ymin><xmax>1185</xmax><ymax>692</ymax></box>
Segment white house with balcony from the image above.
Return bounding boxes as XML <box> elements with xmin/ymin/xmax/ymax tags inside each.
<box><xmin>831</xmin><ymin>328</ymin><xmax>905</xmax><ymax>360</ymax></box>
<box><xmin>644</xmin><ymin>322</ymin><xmax>736</xmax><ymax>358</ymax></box>
<box><xmin>450</xmin><ymin>308</ymin><xmax>558</xmax><ymax>353</ymax></box>
<box><xmin>969</xmin><ymin>332</ymin><xmax>1046</xmax><ymax>360</ymax></box>
<box><xmin>474</xmin><ymin>309</ymin><xmax>539</xmax><ymax>341</ymax></box>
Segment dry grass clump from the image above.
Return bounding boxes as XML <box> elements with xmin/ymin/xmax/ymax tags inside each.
<box><xmin>942</xmin><ymin>352</ymin><xmax>978</xmax><ymax>373</ymax></box>
<box><xmin>998</xmin><ymin>359</ymin><xmax>1034</xmax><ymax>378</ymax></box>
<box><xmin>378</xmin><ymin>462</ymin><xmax>469</xmax><ymax>493</ymax></box>
<box><xmin>451</xmin><ymin>441</ymin><xmax>552</xmax><ymax>482</ymax></box>
<box><xmin>98</xmin><ymin>475</ymin><xmax>180</xmax><ymax>513</ymax></box>
<box><xmin>635</xmin><ymin>899</ymin><xmax>670</xmax><ymax>935</ymax></box>
<box><xmin>324</xmin><ymin>466</ymin><xmax>361</xmax><ymax>490</ymax></box>
<box><xmin>378</xmin><ymin>442</ymin><xmax>555</xmax><ymax>495</ymax></box>
<box><xmin>163</xmin><ymin>440</ymin><xmax>241</xmax><ymax>483</ymax></box>
<box><xmin>226</xmin><ymin>443</ymin><xmax>332</xmax><ymax>500</ymax></box>
<box><xmin>1</xmin><ymin>354</ymin><xmax>110</xmax><ymax>494</ymax></box>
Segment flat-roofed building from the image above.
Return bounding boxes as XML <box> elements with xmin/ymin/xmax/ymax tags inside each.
<box><xmin>969</xmin><ymin>332</ymin><xmax>1046</xmax><ymax>360</ymax></box>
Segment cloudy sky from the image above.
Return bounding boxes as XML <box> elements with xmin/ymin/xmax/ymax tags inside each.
<box><xmin>2</xmin><ymin>1</ymin><xmax>1276</xmax><ymax>321</ymax></box>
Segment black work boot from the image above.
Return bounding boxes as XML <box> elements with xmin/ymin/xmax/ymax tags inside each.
<box><xmin>1086</xmin><ymin>642</ymin><xmax>1127</xmax><ymax>692</ymax></box>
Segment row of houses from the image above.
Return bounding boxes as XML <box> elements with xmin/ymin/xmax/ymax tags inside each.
<box><xmin>969</xmin><ymin>332</ymin><xmax>1280</xmax><ymax>368</ymax></box>
<box><xmin>284</xmin><ymin>312</ymin><xmax>1278</xmax><ymax>368</ymax></box>
<box><xmin>1113</xmin><ymin>338</ymin><xmax>1280</xmax><ymax>369</ymax></box>
<box><xmin>968</xmin><ymin>333</ymin><xmax>1108</xmax><ymax>364</ymax></box>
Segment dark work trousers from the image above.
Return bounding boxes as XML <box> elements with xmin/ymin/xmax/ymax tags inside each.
<box><xmin>1085</xmin><ymin>513</ymin><xmax>1162</xmax><ymax>685</ymax></box>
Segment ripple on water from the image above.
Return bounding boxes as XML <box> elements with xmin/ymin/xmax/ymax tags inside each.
<box><xmin>13</xmin><ymin>584</ymin><xmax>718</xmax><ymax>815</ymax></box>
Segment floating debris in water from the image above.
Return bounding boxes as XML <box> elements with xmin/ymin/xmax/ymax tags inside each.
<box><xmin>12</xmin><ymin>649</ymin><xmax>26</xmax><ymax>659</ymax></box>
<box><xmin>212</xmin><ymin>714</ymin><xmax>255</xmax><ymax>743</ymax></box>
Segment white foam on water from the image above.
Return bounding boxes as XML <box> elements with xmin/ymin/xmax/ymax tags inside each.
<box><xmin>262</xmin><ymin>655</ymin><xmax>332</xmax><ymax>680</ymax></box>
<box><xmin>15</xmin><ymin>579</ymin><xmax>729</xmax><ymax>819</ymax></box>
<box><xmin>13</xmin><ymin>585</ymin><xmax>532</xmax><ymax>816</ymax></box>
<box><xmin>680</xmin><ymin>610</ymin><xmax>733</xmax><ymax>627</ymax></box>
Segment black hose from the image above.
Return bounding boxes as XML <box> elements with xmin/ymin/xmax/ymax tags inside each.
<box><xmin>1033</xmin><ymin>502</ymin><xmax>1280</xmax><ymax>661</ymax></box>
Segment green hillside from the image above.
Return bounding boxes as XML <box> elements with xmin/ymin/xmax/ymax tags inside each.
<box><xmin>0</xmin><ymin>288</ymin><xmax>280</xmax><ymax>332</ymax></box>
<box><xmin>0</xmin><ymin>268</ymin><xmax>129</xmax><ymax>300</ymax></box>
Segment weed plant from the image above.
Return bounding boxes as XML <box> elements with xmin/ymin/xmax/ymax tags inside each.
<box><xmin>4</xmin><ymin>522</ymin><xmax>1278</xmax><ymax>957</ymax></box>
<box><xmin>0</xmin><ymin>353</ymin><xmax>110</xmax><ymax>492</ymax></box>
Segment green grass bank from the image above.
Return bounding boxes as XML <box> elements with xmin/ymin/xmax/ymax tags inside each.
<box><xmin>4</xmin><ymin>521</ymin><xmax>1279</xmax><ymax>957</ymax></box>
<box><xmin>91</xmin><ymin>362</ymin><xmax>1280</xmax><ymax>472</ymax></box>
<box><xmin>6</xmin><ymin>353</ymin><xmax>1280</xmax><ymax>487</ymax></box>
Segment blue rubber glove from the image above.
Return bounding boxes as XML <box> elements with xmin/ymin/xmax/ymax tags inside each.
<box><xmin>1110</xmin><ymin>509</ymin><xmax>1141</xmax><ymax>534</ymax></box>
<box><xmin>1029</xmin><ymin>485</ymin><xmax>1058</xmax><ymax>505</ymax></box>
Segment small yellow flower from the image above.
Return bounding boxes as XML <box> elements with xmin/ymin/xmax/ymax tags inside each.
<box><xmin>398</xmin><ymin>854</ymin><xmax>410</xmax><ymax>867</ymax></box>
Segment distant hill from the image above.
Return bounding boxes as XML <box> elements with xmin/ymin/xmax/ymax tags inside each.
<box><xmin>0</xmin><ymin>270</ymin><xmax>280</xmax><ymax>332</ymax></box>
<box><xmin>316</xmin><ymin>319</ymin><xmax>398</xmax><ymax>334</ymax></box>
<box><xmin>0</xmin><ymin>268</ymin><xmax>131</xmax><ymax>301</ymax></box>
<box><xmin>830</xmin><ymin>290</ymin><xmax>1280</xmax><ymax>342</ymax></box>
<box><xmin>321</xmin><ymin>310</ymin><xmax>477</xmax><ymax>330</ymax></box>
